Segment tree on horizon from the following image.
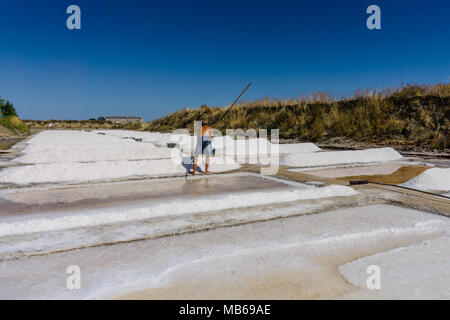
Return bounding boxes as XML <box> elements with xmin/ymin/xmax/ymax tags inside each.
<box><xmin>0</xmin><ymin>98</ymin><xmax>18</xmax><ymax>117</ymax></box>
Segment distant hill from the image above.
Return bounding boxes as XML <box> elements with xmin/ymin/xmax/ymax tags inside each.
<box><xmin>147</xmin><ymin>84</ymin><xmax>450</xmax><ymax>152</ymax></box>
<box><xmin>23</xmin><ymin>119</ymin><xmax>148</xmax><ymax>131</ymax></box>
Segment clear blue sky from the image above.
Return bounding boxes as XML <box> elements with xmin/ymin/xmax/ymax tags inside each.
<box><xmin>0</xmin><ymin>0</ymin><xmax>449</xmax><ymax>121</ymax></box>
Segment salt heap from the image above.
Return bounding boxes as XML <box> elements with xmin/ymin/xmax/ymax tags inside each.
<box><xmin>401</xmin><ymin>168</ymin><xmax>450</xmax><ymax>192</ymax></box>
<box><xmin>282</xmin><ymin>147</ymin><xmax>402</xmax><ymax>167</ymax></box>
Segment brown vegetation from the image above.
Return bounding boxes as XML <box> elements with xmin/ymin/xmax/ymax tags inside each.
<box><xmin>147</xmin><ymin>84</ymin><xmax>450</xmax><ymax>151</ymax></box>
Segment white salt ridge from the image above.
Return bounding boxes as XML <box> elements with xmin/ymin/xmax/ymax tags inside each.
<box><xmin>401</xmin><ymin>168</ymin><xmax>450</xmax><ymax>192</ymax></box>
<box><xmin>211</xmin><ymin>136</ymin><xmax>235</xmax><ymax>150</ymax></box>
<box><xmin>168</xmin><ymin>135</ymin><xmax>276</xmax><ymax>156</ymax></box>
<box><xmin>15</xmin><ymin>130</ymin><xmax>173</xmax><ymax>164</ymax></box>
<box><xmin>92</xmin><ymin>130</ymin><xmax>162</xmax><ymax>143</ymax></box>
<box><xmin>154</xmin><ymin>133</ymin><xmax>183</xmax><ymax>147</ymax></box>
<box><xmin>165</xmin><ymin>136</ymin><xmax>321</xmax><ymax>155</ymax></box>
<box><xmin>215</xmin><ymin>137</ymin><xmax>274</xmax><ymax>156</ymax></box>
<box><xmin>21</xmin><ymin>130</ymin><xmax>126</xmax><ymax>153</ymax></box>
<box><xmin>121</xmin><ymin>224</ymin><xmax>446</xmax><ymax>299</ymax></box>
<box><xmin>92</xmin><ymin>130</ymin><xmax>322</xmax><ymax>156</ymax></box>
<box><xmin>0</xmin><ymin>157</ymin><xmax>240</xmax><ymax>185</ymax></box>
<box><xmin>0</xmin><ymin>130</ymin><xmax>241</xmax><ymax>184</ymax></box>
<box><xmin>282</xmin><ymin>147</ymin><xmax>402</xmax><ymax>167</ymax></box>
<box><xmin>99</xmin><ymin>131</ymin><xmax>197</xmax><ymax>151</ymax></box>
<box><xmin>15</xmin><ymin>146</ymin><xmax>175</xmax><ymax>164</ymax></box>
<box><xmin>1</xmin><ymin>205</ymin><xmax>447</xmax><ymax>299</ymax></box>
<box><xmin>278</xmin><ymin>143</ymin><xmax>321</xmax><ymax>154</ymax></box>
<box><xmin>339</xmin><ymin>235</ymin><xmax>450</xmax><ymax>299</ymax></box>
<box><xmin>0</xmin><ymin>185</ymin><xmax>357</xmax><ymax>237</ymax></box>
<box><xmin>0</xmin><ymin>203</ymin><xmax>320</xmax><ymax>258</ymax></box>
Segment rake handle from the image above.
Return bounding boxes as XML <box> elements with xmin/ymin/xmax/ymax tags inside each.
<box><xmin>212</xmin><ymin>82</ymin><xmax>252</xmax><ymax>126</ymax></box>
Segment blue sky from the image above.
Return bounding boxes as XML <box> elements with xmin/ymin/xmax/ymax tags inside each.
<box><xmin>0</xmin><ymin>0</ymin><xmax>449</xmax><ymax>121</ymax></box>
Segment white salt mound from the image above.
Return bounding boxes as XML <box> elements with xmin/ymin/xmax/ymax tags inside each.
<box><xmin>401</xmin><ymin>168</ymin><xmax>450</xmax><ymax>191</ymax></box>
<box><xmin>215</xmin><ymin>137</ymin><xmax>273</xmax><ymax>156</ymax></box>
<box><xmin>211</xmin><ymin>136</ymin><xmax>235</xmax><ymax>150</ymax></box>
<box><xmin>278</xmin><ymin>143</ymin><xmax>321</xmax><ymax>154</ymax></box>
<box><xmin>0</xmin><ymin>184</ymin><xmax>357</xmax><ymax>236</ymax></box>
<box><xmin>0</xmin><ymin>130</ymin><xmax>241</xmax><ymax>184</ymax></box>
<box><xmin>0</xmin><ymin>159</ymin><xmax>185</xmax><ymax>184</ymax></box>
<box><xmin>339</xmin><ymin>236</ymin><xmax>450</xmax><ymax>299</ymax></box>
<box><xmin>0</xmin><ymin>157</ymin><xmax>240</xmax><ymax>185</ymax></box>
<box><xmin>153</xmin><ymin>133</ymin><xmax>177</xmax><ymax>147</ymax></box>
<box><xmin>14</xmin><ymin>130</ymin><xmax>174</xmax><ymax>163</ymax></box>
<box><xmin>93</xmin><ymin>130</ymin><xmax>162</xmax><ymax>143</ymax></box>
<box><xmin>16</xmin><ymin>145</ymin><xmax>174</xmax><ymax>164</ymax></box>
<box><xmin>282</xmin><ymin>147</ymin><xmax>402</xmax><ymax>167</ymax></box>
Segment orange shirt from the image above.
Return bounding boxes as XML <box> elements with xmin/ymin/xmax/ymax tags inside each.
<box><xmin>201</xmin><ymin>125</ymin><xmax>212</xmax><ymax>136</ymax></box>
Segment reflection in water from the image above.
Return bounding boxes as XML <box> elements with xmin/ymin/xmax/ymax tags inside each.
<box><xmin>189</xmin><ymin>178</ymin><xmax>211</xmax><ymax>197</ymax></box>
<box><xmin>0</xmin><ymin>174</ymin><xmax>291</xmax><ymax>217</ymax></box>
<box><xmin>336</xmin><ymin>165</ymin><xmax>429</xmax><ymax>184</ymax></box>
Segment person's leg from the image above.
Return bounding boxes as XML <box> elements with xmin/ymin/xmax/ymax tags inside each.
<box><xmin>192</xmin><ymin>136</ymin><xmax>203</xmax><ymax>175</ymax></box>
<box><xmin>192</xmin><ymin>155</ymin><xmax>199</xmax><ymax>174</ymax></box>
<box><xmin>205</xmin><ymin>156</ymin><xmax>210</xmax><ymax>174</ymax></box>
<box><xmin>202</xmin><ymin>136</ymin><xmax>212</xmax><ymax>174</ymax></box>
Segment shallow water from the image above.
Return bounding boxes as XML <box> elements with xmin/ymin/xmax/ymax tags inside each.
<box><xmin>0</xmin><ymin>173</ymin><xmax>292</xmax><ymax>217</ymax></box>
<box><xmin>336</xmin><ymin>165</ymin><xmax>429</xmax><ymax>184</ymax></box>
<box><xmin>300</xmin><ymin>163</ymin><xmax>404</xmax><ymax>178</ymax></box>
<box><xmin>297</xmin><ymin>163</ymin><xmax>430</xmax><ymax>184</ymax></box>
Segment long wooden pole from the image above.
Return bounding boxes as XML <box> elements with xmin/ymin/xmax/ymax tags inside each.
<box><xmin>211</xmin><ymin>82</ymin><xmax>252</xmax><ymax>126</ymax></box>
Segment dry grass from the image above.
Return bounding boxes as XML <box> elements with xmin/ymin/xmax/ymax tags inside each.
<box><xmin>0</xmin><ymin>115</ymin><xmax>30</xmax><ymax>134</ymax></box>
<box><xmin>147</xmin><ymin>84</ymin><xmax>450</xmax><ymax>151</ymax></box>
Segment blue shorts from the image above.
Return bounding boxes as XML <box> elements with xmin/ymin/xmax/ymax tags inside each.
<box><xmin>194</xmin><ymin>136</ymin><xmax>212</xmax><ymax>155</ymax></box>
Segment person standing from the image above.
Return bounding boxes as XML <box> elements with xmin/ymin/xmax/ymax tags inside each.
<box><xmin>191</xmin><ymin>123</ymin><xmax>213</xmax><ymax>175</ymax></box>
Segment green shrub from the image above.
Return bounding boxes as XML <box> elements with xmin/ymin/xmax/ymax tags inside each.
<box><xmin>0</xmin><ymin>115</ymin><xmax>30</xmax><ymax>133</ymax></box>
<box><xmin>0</xmin><ymin>99</ymin><xmax>18</xmax><ymax>117</ymax></box>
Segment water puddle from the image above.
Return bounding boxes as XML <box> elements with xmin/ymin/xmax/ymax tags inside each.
<box><xmin>0</xmin><ymin>173</ymin><xmax>293</xmax><ymax>217</ymax></box>
<box><xmin>335</xmin><ymin>165</ymin><xmax>429</xmax><ymax>184</ymax></box>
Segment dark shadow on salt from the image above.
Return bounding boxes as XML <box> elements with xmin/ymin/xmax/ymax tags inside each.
<box><xmin>181</xmin><ymin>156</ymin><xmax>204</xmax><ymax>174</ymax></box>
